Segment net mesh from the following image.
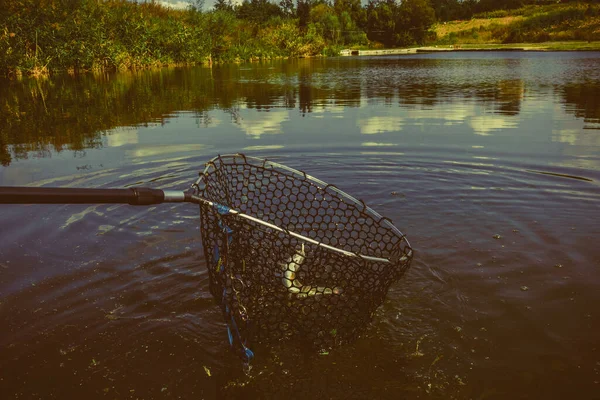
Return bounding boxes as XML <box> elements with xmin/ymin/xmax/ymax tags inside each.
<box><xmin>195</xmin><ymin>154</ymin><xmax>413</xmax><ymax>363</ymax></box>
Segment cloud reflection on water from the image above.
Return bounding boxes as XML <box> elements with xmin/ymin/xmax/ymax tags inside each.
<box><xmin>235</xmin><ymin>109</ymin><xmax>289</xmax><ymax>138</ymax></box>
<box><xmin>358</xmin><ymin>116</ymin><xmax>404</xmax><ymax>135</ymax></box>
<box><xmin>105</xmin><ymin>127</ymin><xmax>139</xmax><ymax>147</ymax></box>
<box><xmin>470</xmin><ymin>115</ymin><xmax>519</xmax><ymax>136</ymax></box>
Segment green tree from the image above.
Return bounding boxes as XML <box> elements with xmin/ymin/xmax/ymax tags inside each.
<box><xmin>214</xmin><ymin>0</ymin><xmax>234</xmax><ymax>12</ymax></box>
<box><xmin>236</xmin><ymin>0</ymin><xmax>283</xmax><ymax>24</ymax></box>
<box><xmin>279</xmin><ymin>0</ymin><xmax>295</xmax><ymax>17</ymax></box>
<box><xmin>366</xmin><ymin>0</ymin><xmax>398</xmax><ymax>47</ymax></box>
<box><xmin>396</xmin><ymin>0</ymin><xmax>436</xmax><ymax>45</ymax></box>
<box><xmin>475</xmin><ymin>0</ymin><xmax>525</xmax><ymax>14</ymax></box>
<box><xmin>205</xmin><ymin>10</ymin><xmax>238</xmax><ymax>59</ymax></box>
<box><xmin>339</xmin><ymin>10</ymin><xmax>367</xmax><ymax>45</ymax></box>
<box><xmin>297</xmin><ymin>0</ymin><xmax>311</xmax><ymax>30</ymax></box>
<box><xmin>334</xmin><ymin>0</ymin><xmax>366</xmax><ymax>28</ymax></box>
<box><xmin>429</xmin><ymin>0</ymin><xmax>473</xmax><ymax>22</ymax></box>
<box><xmin>311</xmin><ymin>3</ymin><xmax>341</xmax><ymax>43</ymax></box>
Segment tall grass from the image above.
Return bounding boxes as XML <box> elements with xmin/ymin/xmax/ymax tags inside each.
<box><xmin>0</xmin><ymin>0</ymin><xmax>210</xmax><ymax>76</ymax></box>
<box><xmin>0</xmin><ymin>0</ymin><xmax>333</xmax><ymax>77</ymax></box>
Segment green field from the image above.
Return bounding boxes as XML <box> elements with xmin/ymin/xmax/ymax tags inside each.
<box><xmin>431</xmin><ymin>2</ymin><xmax>600</xmax><ymax>47</ymax></box>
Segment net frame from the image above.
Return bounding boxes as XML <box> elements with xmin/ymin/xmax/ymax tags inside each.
<box><xmin>193</xmin><ymin>154</ymin><xmax>413</xmax><ymax>363</ymax></box>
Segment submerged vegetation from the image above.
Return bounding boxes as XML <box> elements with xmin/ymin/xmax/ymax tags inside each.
<box><xmin>1</xmin><ymin>0</ymin><xmax>599</xmax><ymax>77</ymax></box>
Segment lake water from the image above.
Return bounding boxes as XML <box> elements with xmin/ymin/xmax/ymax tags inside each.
<box><xmin>1</xmin><ymin>52</ymin><xmax>599</xmax><ymax>399</ymax></box>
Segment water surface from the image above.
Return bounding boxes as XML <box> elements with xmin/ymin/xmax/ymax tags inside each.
<box><xmin>1</xmin><ymin>52</ymin><xmax>599</xmax><ymax>399</ymax></box>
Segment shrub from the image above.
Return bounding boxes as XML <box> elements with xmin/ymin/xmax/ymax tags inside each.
<box><xmin>475</xmin><ymin>9</ymin><xmax>509</xmax><ymax>19</ymax></box>
<box><xmin>531</xmin><ymin>29</ymin><xmax>551</xmax><ymax>42</ymax></box>
<box><xmin>322</xmin><ymin>45</ymin><xmax>343</xmax><ymax>57</ymax></box>
<box><xmin>502</xmin><ymin>26</ymin><xmax>524</xmax><ymax>43</ymax></box>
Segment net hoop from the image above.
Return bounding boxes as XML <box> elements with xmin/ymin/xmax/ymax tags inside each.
<box><xmin>193</xmin><ymin>154</ymin><xmax>412</xmax><ymax>264</ymax></box>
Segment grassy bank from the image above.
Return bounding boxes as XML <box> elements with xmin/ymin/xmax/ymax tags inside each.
<box><xmin>456</xmin><ymin>41</ymin><xmax>600</xmax><ymax>50</ymax></box>
<box><xmin>431</xmin><ymin>2</ymin><xmax>600</xmax><ymax>46</ymax></box>
<box><xmin>419</xmin><ymin>41</ymin><xmax>600</xmax><ymax>51</ymax></box>
<box><xmin>0</xmin><ymin>0</ymin><xmax>348</xmax><ymax>77</ymax></box>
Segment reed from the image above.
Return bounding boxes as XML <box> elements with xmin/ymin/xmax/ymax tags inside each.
<box><xmin>0</xmin><ymin>0</ymin><xmax>341</xmax><ymax>77</ymax></box>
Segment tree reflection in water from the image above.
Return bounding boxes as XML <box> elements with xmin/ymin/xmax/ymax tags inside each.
<box><xmin>0</xmin><ymin>56</ymin><xmax>598</xmax><ymax>166</ymax></box>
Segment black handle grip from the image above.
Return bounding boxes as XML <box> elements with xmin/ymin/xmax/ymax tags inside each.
<box><xmin>0</xmin><ymin>187</ymin><xmax>165</xmax><ymax>205</ymax></box>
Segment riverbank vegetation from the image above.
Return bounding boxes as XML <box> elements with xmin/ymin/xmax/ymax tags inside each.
<box><xmin>0</xmin><ymin>0</ymin><xmax>366</xmax><ymax>77</ymax></box>
<box><xmin>1</xmin><ymin>0</ymin><xmax>599</xmax><ymax>77</ymax></box>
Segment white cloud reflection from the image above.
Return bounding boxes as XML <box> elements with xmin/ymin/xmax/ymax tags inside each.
<box><xmin>127</xmin><ymin>144</ymin><xmax>205</xmax><ymax>158</ymax></box>
<box><xmin>356</xmin><ymin>102</ymin><xmax>523</xmax><ymax>137</ymax></box>
<box><xmin>361</xmin><ymin>142</ymin><xmax>398</xmax><ymax>147</ymax></box>
<box><xmin>401</xmin><ymin>103</ymin><xmax>521</xmax><ymax>136</ymax></box>
<box><xmin>105</xmin><ymin>127</ymin><xmax>139</xmax><ymax>147</ymax></box>
<box><xmin>310</xmin><ymin>103</ymin><xmax>346</xmax><ymax>119</ymax></box>
<box><xmin>237</xmin><ymin>110</ymin><xmax>289</xmax><ymax>138</ymax></box>
<box><xmin>405</xmin><ymin>104</ymin><xmax>474</xmax><ymax>126</ymax></box>
<box><xmin>243</xmin><ymin>145</ymin><xmax>284</xmax><ymax>151</ymax></box>
<box><xmin>358</xmin><ymin>116</ymin><xmax>404</xmax><ymax>134</ymax></box>
<box><xmin>469</xmin><ymin>115</ymin><xmax>519</xmax><ymax>136</ymax></box>
<box><xmin>552</xmin><ymin>128</ymin><xmax>580</xmax><ymax>145</ymax></box>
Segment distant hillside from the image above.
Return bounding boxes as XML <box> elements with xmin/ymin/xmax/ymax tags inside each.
<box><xmin>431</xmin><ymin>2</ymin><xmax>600</xmax><ymax>45</ymax></box>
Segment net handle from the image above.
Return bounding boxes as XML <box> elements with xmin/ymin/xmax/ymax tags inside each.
<box><xmin>0</xmin><ymin>186</ymin><xmax>186</xmax><ymax>205</ymax></box>
<box><xmin>0</xmin><ymin>186</ymin><xmax>399</xmax><ymax>263</ymax></box>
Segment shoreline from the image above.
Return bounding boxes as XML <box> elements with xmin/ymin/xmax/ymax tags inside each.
<box><xmin>5</xmin><ymin>42</ymin><xmax>599</xmax><ymax>79</ymax></box>
<box><xmin>343</xmin><ymin>41</ymin><xmax>600</xmax><ymax>56</ymax></box>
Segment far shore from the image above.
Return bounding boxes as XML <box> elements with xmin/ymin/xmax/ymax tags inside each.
<box><xmin>342</xmin><ymin>41</ymin><xmax>600</xmax><ymax>56</ymax></box>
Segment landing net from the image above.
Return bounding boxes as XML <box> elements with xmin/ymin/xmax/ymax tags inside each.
<box><xmin>194</xmin><ymin>154</ymin><xmax>413</xmax><ymax>363</ymax></box>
